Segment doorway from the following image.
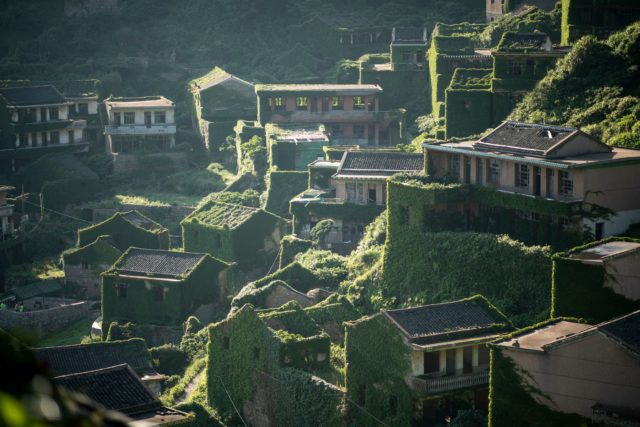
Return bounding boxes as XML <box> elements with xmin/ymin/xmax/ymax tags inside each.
<box><xmin>534</xmin><ymin>167</ymin><xmax>541</xmax><ymax>196</ymax></box>
<box><xmin>446</xmin><ymin>349</ymin><xmax>456</xmax><ymax>376</ymax></box>
<box><xmin>368</xmin><ymin>188</ymin><xmax>376</xmax><ymax>204</ymax></box>
<box><xmin>144</xmin><ymin>112</ymin><xmax>152</xmax><ymax>128</ymax></box>
<box><xmin>595</xmin><ymin>222</ymin><xmax>604</xmax><ymax>240</ymax></box>
<box><xmin>463</xmin><ymin>157</ymin><xmax>471</xmax><ymax>184</ymax></box>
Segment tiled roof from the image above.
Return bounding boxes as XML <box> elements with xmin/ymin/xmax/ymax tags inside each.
<box><xmin>35</xmin><ymin>339</ymin><xmax>157</xmax><ymax>377</ymax></box>
<box><xmin>334</xmin><ymin>151</ymin><xmax>423</xmax><ymax>178</ymax></box>
<box><xmin>598</xmin><ymin>310</ymin><xmax>640</xmax><ymax>356</ymax></box>
<box><xmin>188</xmin><ymin>202</ymin><xmax>261</xmax><ymax>229</ymax></box>
<box><xmin>113</xmin><ymin>248</ymin><xmax>207</xmax><ymax>278</ymax></box>
<box><xmin>476</xmin><ymin>121</ymin><xmax>578</xmax><ymax>155</ymax></box>
<box><xmin>120</xmin><ymin>211</ymin><xmax>165</xmax><ymax>231</ymax></box>
<box><xmin>54</xmin><ymin>364</ymin><xmax>162</xmax><ymax>416</ymax></box>
<box><xmin>384</xmin><ymin>297</ymin><xmax>510</xmax><ymax>345</ymax></box>
<box><xmin>0</xmin><ymin>85</ymin><xmax>66</xmax><ymax>106</ymax></box>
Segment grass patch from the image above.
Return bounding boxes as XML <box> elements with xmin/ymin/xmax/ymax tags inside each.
<box><xmin>6</xmin><ymin>261</ymin><xmax>65</xmax><ymax>287</ymax></box>
<box><xmin>34</xmin><ymin>317</ymin><xmax>93</xmax><ymax>348</ymax></box>
<box><xmin>161</xmin><ymin>357</ymin><xmax>207</xmax><ymax>407</ymax></box>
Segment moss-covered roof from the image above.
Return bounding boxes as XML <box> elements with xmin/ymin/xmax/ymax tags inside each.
<box><xmin>186</xmin><ymin>201</ymin><xmax>260</xmax><ymax>229</ymax></box>
<box><xmin>189</xmin><ymin>67</ymin><xmax>253</xmax><ymax>92</ymax></box>
<box><xmin>449</xmin><ymin>68</ymin><xmax>492</xmax><ymax>90</ymax></box>
<box><xmin>110</xmin><ymin>248</ymin><xmax>210</xmax><ymax>279</ymax></box>
<box><xmin>259</xmin><ymin>301</ymin><xmax>323</xmax><ymax>338</ymax></box>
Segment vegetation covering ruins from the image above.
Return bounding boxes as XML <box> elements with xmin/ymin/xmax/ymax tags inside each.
<box><xmin>1</xmin><ymin>0</ymin><xmax>640</xmax><ymax>426</ymax></box>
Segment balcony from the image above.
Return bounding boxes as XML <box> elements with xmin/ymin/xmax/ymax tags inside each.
<box><xmin>104</xmin><ymin>124</ymin><xmax>176</xmax><ymax>136</ymax></box>
<box><xmin>405</xmin><ymin>371</ymin><xmax>489</xmax><ymax>395</ymax></box>
<box><xmin>266</xmin><ymin>109</ymin><xmax>404</xmax><ymax>125</ymax></box>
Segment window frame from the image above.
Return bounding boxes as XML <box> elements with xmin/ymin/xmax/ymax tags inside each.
<box><xmin>154</xmin><ymin>111</ymin><xmax>166</xmax><ymax>124</ymax></box>
<box><xmin>123</xmin><ymin>112</ymin><xmax>135</xmax><ymax>125</ymax></box>
<box><xmin>515</xmin><ymin>163</ymin><xmax>529</xmax><ymax>188</ymax></box>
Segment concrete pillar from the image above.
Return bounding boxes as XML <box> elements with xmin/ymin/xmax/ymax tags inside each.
<box><xmin>455</xmin><ymin>348</ymin><xmax>464</xmax><ymax>374</ymax></box>
<box><xmin>439</xmin><ymin>350</ymin><xmax>446</xmax><ymax>374</ymax></box>
<box><xmin>472</xmin><ymin>345</ymin><xmax>479</xmax><ymax>368</ymax></box>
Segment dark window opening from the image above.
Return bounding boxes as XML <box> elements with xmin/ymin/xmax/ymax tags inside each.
<box><xmin>389</xmin><ymin>395</ymin><xmax>398</xmax><ymax>416</ymax></box>
<box><xmin>399</xmin><ymin>206</ymin><xmax>410</xmax><ymax>225</ymax></box>
<box><xmin>254</xmin><ymin>347</ymin><xmax>260</xmax><ymax>360</ymax></box>
<box><xmin>424</xmin><ymin>351</ymin><xmax>439</xmax><ymax>374</ymax></box>
<box><xmin>357</xmin><ymin>384</ymin><xmax>366</xmax><ymax>406</ymax></box>
<box><xmin>78</xmin><ymin>103</ymin><xmax>89</xmax><ymax>115</ymax></box>
<box><xmin>223</xmin><ymin>336</ymin><xmax>230</xmax><ymax>349</ymax></box>
<box><xmin>117</xmin><ymin>284</ymin><xmax>128</xmax><ymax>298</ymax></box>
<box><xmin>478</xmin><ymin>345</ymin><xmax>490</xmax><ymax>365</ymax></box>
<box><xmin>463</xmin><ymin>346</ymin><xmax>473</xmax><ymax>374</ymax></box>
<box><xmin>152</xmin><ymin>286</ymin><xmax>164</xmax><ymax>302</ymax></box>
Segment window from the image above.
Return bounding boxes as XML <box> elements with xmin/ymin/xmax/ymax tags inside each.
<box><xmin>296</xmin><ymin>97</ymin><xmax>308</xmax><ymax>110</ymax></box>
<box><xmin>331</xmin><ymin>124</ymin><xmax>344</xmax><ymax>137</ymax></box>
<box><xmin>354</xmin><ymin>125</ymin><xmax>365</xmax><ymax>139</ymax></box>
<box><xmin>448</xmin><ymin>154</ymin><xmax>460</xmax><ymax>179</ymax></box>
<box><xmin>478</xmin><ymin>345</ymin><xmax>490</xmax><ymax>365</ymax></box>
<box><xmin>558</xmin><ymin>170</ymin><xmax>573</xmax><ymax>195</ymax></box>
<box><xmin>515</xmin><ymin>163</ymin><xmax>529</xmax><ymax>188</ymax></box>
<box><xmin>272</xmin><ymin>97</ymin><xmax>285</xmax><ymax>111</ymax></box>
<box><xmin>346</xmin><ymin>182</ymin><xmax>356</xmax><ymax>201</ymax></box>
<box><xmin>116</xmin><ymin>284</ymin><xmax>128</xmax><ymax>298</ymax></box>
<box><xmin>78</xmin><ymin>103</ymin><xmax>89</xmax><ymax>115</ymax></box>
<box><xmin>356</xmin><ymin>183</ymin><xmax>365</xmax><ymax>202</ymax></box>
<box><xmin>488</xmin><ymin>159</ymin><xmax>501</xmax><ymax>183</ymax></box>
<box><xmin>331</xmin><ymin>96</ymin><xmax>344</xmax><ymax>110</ymax></box>
<box><xmin>81</xmin><ymin>261</ymin><xmax>89</xmax><ymax>270</ymax></box>
<box><xmin>50</xmin><ymin>131</ymin><xmax>59</xmax><ymax>145</ymax></box>
<box><xmin>68</xmin><ymin>131</ymin><xmax>75</xmax><ymax>144</ymax></box>
<box><xmin>389</xmin><ymin>395</ymin><xmax>398</xmax><ymax>416</ymax></box>
<box><xmin>510</xmin><ymin>61</ymin><xmax>523</xmax><ymax>76</ymax></box>
<box><xmin>399</xmin><ymin>206</ymin><xmax>410</xmax><ymax>225</ymax></box>
<box><xmin>424</xmin><ymin>351</ymin><xmax>439</xmax><ymax>373</ymax></box>
<box><xmin>18</xmin><ymin>134</ymin><xmax>28</xmax><ymax>148</ymax></box>
<box><xmin>357</xmin><ymin>384</ymin><xmax>366</xmax><ymax>406</ymax></box>
<box><xmin>154</xmin><ymin>111</ymin><xmax>166</xmax><ymax>123</ymax></box>
<box><xmin>18</xmin><ymin>109</ymin><xmax>29</xmax><ymax>122</ymax></box>
<box><xmin>223</xmin><ymin>336</ymin><xmax>230</xmax><ymax>349</ymax></box>
<box><xmin>114</xmin><ymin>112</ymin><xmax>121</xmax><ymax>125</ymax></box>
<box><xmin>253</xmin><ymin>347</ymin><xmax>260</xmax><ymax>360</ymax></box>
<box><xmin>152</xmin><ymin>286</ymin><xmax>164</xmax><ymax>302</ymax></box>
<box><xmin>48</xmin><ymin>107</ymin><xmax>59</xmax><ymax>120</ymax></box>
<box><xmin>353</xmin><ymin>96</ymin><xmax>365</xmax><ymax>110</ymax></box>
<box><xmin>124</xmin><ymin>112</ymin><xmax>135</xmax><ymax>124</ymax></box>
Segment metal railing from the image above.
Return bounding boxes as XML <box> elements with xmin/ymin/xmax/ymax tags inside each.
<box><xmin>104</xmin><ymin>124</ymin><xmax>176</xmax><ymax>135</ymax></box>
<box><xmin>406</xmin><ymin>371</ymin><xmax>489</xmax><ymax>395</ymax></box>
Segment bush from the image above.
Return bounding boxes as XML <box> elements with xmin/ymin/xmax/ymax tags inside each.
<box><xmin>149</xmin><ymin>344</ymin><xmax>188</xmax><ymax>376</ymax></box>
<box><xmin>310</xmin><ymin>219</ymin><xmax>334</xmax><ymax>245</ymax></box>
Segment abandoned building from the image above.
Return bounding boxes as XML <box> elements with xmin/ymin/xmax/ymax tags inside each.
<box><xmin>491</xmin><ymin>310</ymin><xmax>640</xmax><ymax>425</ymax></box>
<box><xmin>103</xmin><ymin>96</ymin><xmax>176</xmax><ymax>154</ymax></box>
<box><xmin>422</xmin><ymin>121</ymin><xmax>640</xmax><ymax>245</ymax></box>
<box><xmin>486</xmin><ymin>0</ymin><xmax>557</xmax><ymax>22</ymax></box>
<box><xmin>189</xmin><ymin>67</ymin><xmax>256</xmax><ymax>152</ymax></box>
<box><xmin>101</xmin><ymin>248</ymin><xmax>230</xmax><ymax>335</ymax></box>
<box><xmin>34</xmin><ymin>338</ymin><xmax>163</xmax><ymax>395</ymax></box>
<box><xmin>54</xmin><ymin>364</ymin><xmax>191</xmax><ymax>425</ymax></box>
<box><xmin>290</xmin><ymin>150</ymin><xmax>422</xmax><ymax>249</ymax></box>
<box><xmin>255</xmin><ymin>84</ymin><xmax>404</xmax><ymax>146</ymax></box>
<box><xmin>0</xmin><ymin>185</ymin><xmax>16</xmax><ymax>242</ymax></box>
<box><xmin>266</xmin><ymin>123</ymin><xmax>330</xmax><ymax>170</ymax></box>
<box><xmin>77</xmin><ymin>210</ymin><xmax>170</xmax><ymax>251</ymax></box>
<box><xmin>61</xmin><ymin>235</ymin><xmax>122</xmax><ymax>299</ymax></box>
<box><xmin>561</xmin><ymin>0</ymin><xmax>640</xmax><ymax>45</ymax></box>
<box><xmin>0</xmin><ymin>85</ymin><xmax>88</xmax><ymax>172</ymax></box>
<box><xmin>552</xmin><ymin>237</ymin><xmax>640</xmax><ymax>322</ymax></box>
<box><xmin>181</xmin><ymin>201</ymin><xmax>287</xmax><ymax>267</ymax></box>
<box><xmin>345</xmin><ymin>295</ymin><xmax>512</xmax><ymax>425</ymax></box>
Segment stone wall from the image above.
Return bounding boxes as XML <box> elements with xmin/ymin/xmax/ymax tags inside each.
<box><xmin>64</xmin><ymin>264</ymin><xmax>110</xmax><ymax>300</ymax></box>
<box><xmin>0</xmin><ymin>300</ymin><xmax>92</xmax><ymax>339</ymax></box>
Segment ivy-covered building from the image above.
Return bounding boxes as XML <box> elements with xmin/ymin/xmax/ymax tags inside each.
<box><xmin>206</xmin><ymin>302</ymin><xmax>342</xmax><ymax>426</ymax></box>
<box><xmin>486</xmin><ymin>0</ymin><xmax>557</xmax><ymax>22</ymax></box>
<box><xmin>101</xmin><ymin>248</ymin><xmax>230</xmax><ymax>335</ymax></box>
<box><xmin>552</xmin><ymin>237</ymin><xmax>640</xmax><ymax>323</ymax></box>
<box><xmin>255</xmin><ymin>83</ymin><xmax>405</xmax><ymax>146</ymax></box>
<box><xmin>291</xmin><ymin>151</ymin><xmax>421</xmax><ymax>249</ymax></box>
<box><xmin>62</xmin><ymin>235</ymin><xmax>122</xmax><ymax>299</ymax></box>
<box><xmin>490</xmin><ymin>311</ymin><xmax>640</xmax><ymax>426</ymax></box>
<box><xmin>444</xmin><ymin>31</ymin><xmax>568</xmax><ymax>139</ymax></box>
<box><xmin>181</xmin><ymin>201</ymin><xmax>287</xmax><ymax>267</ymax></box>
<box><xmin>422</xmin><ymin>121</ymin><xmax>640</xmax><ymax>246</ymax></box>
<box><xmin>77</xmin><ymin>210</ymin><xmax>170</xmax><ymax>252</ymax></box>
<box><xmin>359</xmin><ymin>27</ymin><xmax>430</xmax><ymax>115</ymax></box>
<box><xmin>0</xmin><ymin>85</ymin><xmax>89</xmax><ymax>172</ymax></box>
<box><xmin>189</xmin><ymin>67</ymin><xmax>256</xmax><ymax>153</ymax></box>
<box><xmin>561</xmin><ymin>0</ymin><xmax>640</xmax><ymax>45</ymax></box>
<box><xmin>345</xmin><ymin>296</ymin><xmax>512</xmax><ymax>426</ymax></box>
<box><xmin>266</xmin><ymin>123</ymin><xmax>329</xmax><ymax>170</ymax></box>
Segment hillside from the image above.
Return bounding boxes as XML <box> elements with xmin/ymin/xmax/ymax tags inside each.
<box><xmin>511</xmin><ymin>22</ymin><xmax>640</xmax><ymax>148</ymax></box>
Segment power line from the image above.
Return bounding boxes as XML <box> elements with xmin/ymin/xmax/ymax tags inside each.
<box><xmin>214</xmin><ymin>375</ymin><xmax>248</xmax><ymax>427</ymax></box>
<box><xmin>23</xmin><ymin>199</ymin><xmax>92</xmax><ymax>224</ymax></box>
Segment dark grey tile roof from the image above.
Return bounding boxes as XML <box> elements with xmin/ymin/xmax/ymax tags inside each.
<box><xmin>35</xmin><ymin>339</ymin><xmax>156</xmax><ymax>377</ymax></box>
<box><xmin>599</xmin><ymin>310</ymin><xmax>640</xmax><ymax>356</ymax></box>
<box><xmin>384</xmin><ymin>298</ymin><xmax>510</xmax><ymax>344</ymax></box>
<box><xmin>336</xmin><ymin>151</ymin><xmax>423</xmax><ymax>178</ymax></box>
<box><xmin>114</xmin><ymin>248</ymin><xmax>206</xmax><ymax>278</ymax></box>
<box><xmin>476</xmin><ymin>121</ymin><xmax>576</xmax><ymax>155</ymax></box>
<box><xmin>0</xmin><ymin>85</ymin><xmax>66</xmax><ymax>106</ymax></box>
<box><xmin>54</xmin><ymin>364</ymin><xmax>162</xmax><ymax>416</ymax></box>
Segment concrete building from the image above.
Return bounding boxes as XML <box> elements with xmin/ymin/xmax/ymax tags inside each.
<box><xmin>423</xmin><ymin>121</ymin><xmax>640</xmax><ymax>240</ymax></box>
<box><xmin>103</xmin><ymin>96</ymin><xmax>176</xmax><ymax>155</ymax></box>
<box><xmin>256</xmin><ymin>84</ymin><xmax>404</xmax><ymax>146</ymax></box>
<box><xmin>493</xmin><ymin>311</ymin><xmax>640</xmax><ymax>425</ymax></box>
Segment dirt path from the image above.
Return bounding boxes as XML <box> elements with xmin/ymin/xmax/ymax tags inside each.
<box><xmin>177</xmin><ymin>368</ymin><xmax>205</xmax><ymax>404</ymax></box>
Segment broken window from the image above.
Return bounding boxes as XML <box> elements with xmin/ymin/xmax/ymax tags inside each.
<box><xmin>48</xmin><ymin>107</ymin><xmax>59</xmax><ymax>120</ymax></box>
<box><xmin>448</xmin><ymin>154</ymin><xmax>460</xmax><ymax>179</ymax></box>
<box><xmin>296</xmin><ymin>97</ymin><xmax>308</xmax><ymax>110</ymax></box>
<box><xmin>331</xmin><ymin>96</ymin><xmax>344</xmax><ymax>110</ymax></box>
<box><xmin>152</xmin><ymin>286</ymin><xmax>164</xmax><ymax>302</ymax></box>
<box><xmin>488</xmin><ymin>159</ymin><xmax>501</xmax><ymax>183</ymax></box>
<box><xmin>78</xmin><ymin>103</ymin><xmax>89</xmax><ymax>115</ymax></box>
<box><xmin>353</xmin><ymin>96</ymin><xmax>365</xmax><ymax>110</ymax></box>
<box><xmin>123</xmin><ymin>112</ymin><xmax>135</xmax><ymax>124</ymax></box>
<box><xmin>116</xmin><ymin>284</ymin><xmax>128</xmax><ymax>298</ymax></box>
<box><xmin>399</xmin><ymin>206</ymin><xmax>410</xmax><ymax>225</ymax></box>
<box><xmin>558</xmin><ymin>170</ymin><xmax>573</xmax><ymax>195</ymax></box>
<box><xmin>272</xmin><ymin>97</ymin><xmax>285</xmax><ymax>111</ymax></box>
<box><xmin>223</xmin><ymin>336</ymin><xmax>230</xmax><ymax>349</ymax></box>
<box><xmin>515</xmin><ymin>163</ymin><xmax>529</xmax><ymax>188</ymax></box>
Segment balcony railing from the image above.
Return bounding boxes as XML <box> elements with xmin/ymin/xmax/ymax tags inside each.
<box><xmin>405</xmin><ymin>371</ymin><xmax>489</xmax><ymax>395</ymax></box>
<box><xmin>104</xmin><ymin>124</ymin><xmax>176</xmax><ymax>135</ymax></box>
<box><xmin>0</xmin><ymin>204</ymin><xmax>14</xmax><ymax>216</ymax></box>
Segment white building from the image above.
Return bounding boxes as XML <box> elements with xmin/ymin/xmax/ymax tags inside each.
<box><xmin>103</xmin><ymin>96</ymin><xmax>176</xmax><ymax>155</ymax></box>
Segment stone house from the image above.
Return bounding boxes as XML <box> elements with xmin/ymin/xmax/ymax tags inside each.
<box><xmin>181</xmin><ymin>201</ymin><xmax>287</xmax><ymax>268</ymax></box>
<box><xmin>77</xmin><ymin>210</ymin><xmax>170</xmax><ymax>251</ymax></box>
<box><xmin>53</xmin><ymin>364</ymin><xmax>191</xmax><ymax>424</ymax></box>
<box><xmin>34</xmin><ymin>338</ymin><xmax>163</xmax><ymax>395</ymax></box>
<box><xmin>491</xmin><ymin>311</ymin><xmax>640</xmax><ymax>425</ymax></box>
<box><xmin>290</xmin><ymin>151</ymin><xmax>422</xmax><ymax>248</ymax></box>
<box><xmin>189</xmin><ymin>67</ymin><xmax>256</xmax><ymax>152</ymax></box>
<box><xmin>0</xmin><ymin>85</ymin><xmax>88</xmax><ymax>172</ymax></box>
<box><xmin>101</xmin><ymin>248</ymin><xmax>230</xmax><ymax>336</ymax></box>
<box><xmin>266</xmin><ymin>123</ymin><xmax>329</xmax><ymax>171</ymax></box>
<box><xmin>423</xmin><ymin>121</ymin><xmax>640</xmax><ymax>244</ymax></box>
<box><xmin>61</xmin><ymin>235</ymin><xmax>122</xmax><ymax>300</ymax></box>
<box><xmin>255</xmin><ymin>84</ymin><xmax>404</xmax><ymax>146</ymax></box>
<box><xmin>345</xmin><ymin>295</ymin><xmax>512</xmax><ymax>425</ymax></box>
